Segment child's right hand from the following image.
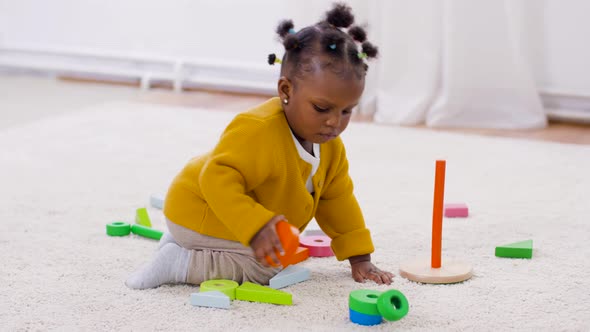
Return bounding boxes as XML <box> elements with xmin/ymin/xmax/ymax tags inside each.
<box><xmin>250</xmin><ymin>215</ymin><xmax>286</xmax><ymax>267</ymax></box>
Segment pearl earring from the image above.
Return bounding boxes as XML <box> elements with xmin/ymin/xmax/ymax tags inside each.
<box><xmin>283</xmin><ymin>98</ymin><xmax>289</xmax><ymax>105</ymax></box>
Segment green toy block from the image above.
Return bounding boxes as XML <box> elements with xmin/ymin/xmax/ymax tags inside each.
<box><xmin>135</xmin><ymin>208</ymin><xmax>152</xmax><ymax>227</ymax></box>
<box><xmin>131</xmin><ymin>224</ymin><xmax>163</xmax><ymax>240</ymax></box>
<box><xmin>200</xmin><ymin>279</ymin><xmax>239</xmax><ymax>300</ymax></box>
<box><xmin>495</xmin><ymin>240</ymin><xmax>533</xmax><ymax>259</ymax></box>
<box><xmin>235</xmin><ymin>282</ymin><xmax>292</xmax><ymax>305</ymax></box>
<box><xmin>106</xmin><ymin>221</ymin><xmax>131</xmax><ymax>236</ymax></box>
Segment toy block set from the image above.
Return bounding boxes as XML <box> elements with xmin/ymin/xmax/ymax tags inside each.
<box><xmin>190</xmin><ymin>278</ymin><xmax>293</xmax><ymax>309</ymax></box>
<box><xmin>107</xmin><ymin>161</ymin><xmax>538</xmax><ymax>325</ymax></box>
<box><xmin>190</xmin><ymin>225</ymin><xmax>313</xmax><ymax>309</ymax></box>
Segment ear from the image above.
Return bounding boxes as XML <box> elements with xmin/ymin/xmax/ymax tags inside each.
<box><xmin>277</xmin><ymin>76</ymin><xmax>293</xmax><ymax>101</ymax></box>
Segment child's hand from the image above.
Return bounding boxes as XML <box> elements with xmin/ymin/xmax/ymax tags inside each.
<box><xmin>250</xmin><ymin>215</ymin><xmax>286</xmax><ymax>267</ymax></box>
<box><xmin>350</xmin><ymin>255</ymin><xmax>394</xmax><ymax>285</ymax></box>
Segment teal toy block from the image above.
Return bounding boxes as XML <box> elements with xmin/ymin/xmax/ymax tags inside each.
<box><xmin>235</xmin><ymin>282</ymin><xmax>292</xmax><ymax>305</ymax></box>
<box><xmin>190</xmin><ymin>291</ymin><xmax>230</xmax><ymax>309</ymax></box>
<box><xmin>269</xmin><ymin>265</ymin><xmax>310</xmax><ymax>289</ymax></box>
<box><xmin>135</xmin><ymin>208</ymin><xmax>152</xmax><ymax>227</ymax></box>
<box><xmin>495</xmin><ymin>239</ymin><xmax>533</xmax><ymax>259</ymax></box>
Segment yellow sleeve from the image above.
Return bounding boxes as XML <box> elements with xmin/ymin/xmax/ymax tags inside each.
<box><xmin>199</xmin><ymin>114</ymin><xmax>277</xmax><ymax>246</ymax></box>
<box><xmin>315</xmin><ymin>143</ymin><xmax>374</xmax><ymax>261</ymax></box>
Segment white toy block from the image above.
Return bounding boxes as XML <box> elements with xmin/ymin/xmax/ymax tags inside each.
<box><xmin>190</xmin><ymin>291</ymin><xmax>230</xmax><ymax>309</ymax></box>
<box><xmin>303</xmin><ymin>229</ymin><xmax>326</xmax><ymax>236</ymax></box>
<box><xmin>150</xmin><ymin>194</ymin><xmax>165</xmax><ymax>209</ymax></box>
<box><xmin>269</xmin><ymin>265</ymin><xmax>311</xmax><ymax>289</ymax></box>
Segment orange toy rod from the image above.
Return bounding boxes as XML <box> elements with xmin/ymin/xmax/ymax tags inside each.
<box><xmin>431</xmin><ymin>160</ymin><xmax>446</xmax><ymax>268</ymax></box>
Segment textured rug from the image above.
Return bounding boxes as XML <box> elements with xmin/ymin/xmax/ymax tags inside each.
<box><xmin>1</xmin><ymin>101</ymin><xmax>589</xmax><ymax>331</ymax></box>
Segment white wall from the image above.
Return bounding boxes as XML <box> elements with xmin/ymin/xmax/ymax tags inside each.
<box><xmin>0</xmin><ymin>0</ymin><xmax>282</xmax><ymax>62</ymax></box>
<box><xmin>520</xmin><ymin>0</ymin><xmax>590</xmax><ymax>96</ymax></box>
<box><xmin>542</xmin><ymin>1</ymin><xmax>590</xmax><ymax>96</ymax></box>
<box><xmin>0</xmin><ymin>0</ymin><xmax>588</xmax><ymax>100</ymax></box>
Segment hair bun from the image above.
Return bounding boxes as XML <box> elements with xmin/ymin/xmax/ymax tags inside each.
<box><xmin>276</xmin><ymin>20</ymin><xmax>294</xmax><ymax>38</ymax></box>
<box><xmin>325</xmin><ymin>3</ymin><xmax>354</xmax><ymax>28</ymax></box>
<box><xmin>362</xmin><ymin>41</ymin><xmax>379</xmax><ymax>59</ymax></box>
<box><xmin>283</xmin><ymin>34</ymin><xmax>300</xmax><ymax>51</ymax></box>
<box><xmin>348</xmin><ymin>26</ymin><xmax>366</xmax><ymax>43</ymax></box>
<box><xmin>267</xmin><ymin>54</ymin><xmax>277</xmax><ymax>65</ymax></box>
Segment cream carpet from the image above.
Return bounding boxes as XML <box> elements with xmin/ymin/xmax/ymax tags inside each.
<box><xmin>1</xmin><ymin>102</ymin><xmax>589</xmax><ymax>331</ymax></box>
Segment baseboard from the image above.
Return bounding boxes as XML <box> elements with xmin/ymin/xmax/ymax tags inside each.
<box><xmin>2</xmin><ymin>44</ymin><xmax>589</xmax><ymax>122</ymax></box>
<box><xmin>0</xmin><ymin>44</ymin><xmax>278</xmax><ymax>95</ymax></box>
<box><xmin>540</xmin><ymin>90</ymin><xmax>590</xmax><ymax>124</ymax></box>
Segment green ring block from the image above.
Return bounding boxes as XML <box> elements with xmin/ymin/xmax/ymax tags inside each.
<box><xmin>131</xmin><ymin>224</ymin><xmax>163</xmax><ymax>240</ymax></box>
<box><xmin>200</xmin><ymin>279</ymin><xmax>239</xmax><ymax>300</ymax></box>
<box><xmin>349</xmin><ymin>289</ymin><xmax>382</xmax><ymax>316</ymax></box>
<box><xmin>235</xmin><ymin>282</ymin><xmax>292</xmax><ymax>305</ymax></box>
<box><xmin>377</xmin><ymin>289</ymin><xmax>409</xmax><ymax>321</ymax></box>
<box><xmin>106</xmin><ymin>222</ymin><xmax>131</xmax><ymax>236</ymax></box>
<box><xmin>135</xmin><ymin>208</ymin><xmax>152</xmax><ymax>227</ymax></box>
<box><xmin>495</xmin><ymin>240</ymin><xmax>533</xmax><ymax>259</ymax></box>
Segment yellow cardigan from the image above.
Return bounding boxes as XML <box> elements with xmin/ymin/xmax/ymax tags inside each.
<box><xmin>163</xmin><ymin>97</ymin><xmax>374</xmax><ymax>260</ymax></box>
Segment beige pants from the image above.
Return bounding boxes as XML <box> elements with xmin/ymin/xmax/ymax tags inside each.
<box><xmin>166</xmin><ymin>219</ymin><xmax>279</xmax><ymax>285</ymax></box>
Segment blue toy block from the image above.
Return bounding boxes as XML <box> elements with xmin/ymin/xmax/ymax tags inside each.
<box><xmin>269</xmin><ymin>265</ymin><xmax>311</xmax><ymax>289</ymax></box>
<box><xmin>150</xmin><ymin>194</ymin><xmax>165</xmax><ymax>209</ymax></box>
<box><xmin>190</xmin><ymin>291</ymin><xmax>230</xmax><ymax>309</ymax></box>
<box><xmin>349</xmin><ymin>308</ymin><xmax>382</xmax><ymax>326</ymax></box>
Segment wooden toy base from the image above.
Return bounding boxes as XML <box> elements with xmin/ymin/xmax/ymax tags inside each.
<box><xmin>399</xmin><ymin>257</ymin><xmax>473</xmax><ymax>284</ymax></box>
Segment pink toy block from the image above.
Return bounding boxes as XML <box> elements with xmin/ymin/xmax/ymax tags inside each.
<box><xmin>444</xmin><ymin>203</ymin><xmax>469</xmax><ymax>218</ymax></box>
<box><xmin>300</xmin><ymin>235</ymin><xmax>334</xmax><ymax>257</ymax></box>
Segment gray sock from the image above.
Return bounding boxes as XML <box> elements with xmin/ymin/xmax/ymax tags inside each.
<box><xmin>125</xmin><ymin>243</ymin><xmax>190</xmax><ymax>289</ymax></box>
<box><xmin>158</xmin><ymin>232</ymin><xmax>178</xmax><ymax>250</ymax></box>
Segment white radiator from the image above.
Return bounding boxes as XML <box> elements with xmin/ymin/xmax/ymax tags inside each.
<box><xmin>0</xmin><ymin>44</ymin><xmax>278</xmax><ymax>95</ymax></box>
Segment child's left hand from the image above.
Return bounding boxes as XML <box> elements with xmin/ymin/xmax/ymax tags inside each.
<box><xmin>350</xmin><ymin>255</ymin><xmax>394</xmax><ymax>285</ymax></box>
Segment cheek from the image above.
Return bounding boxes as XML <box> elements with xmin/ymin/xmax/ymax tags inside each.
<box><xmin>339</xmin><ymin>116</ymin><xmax>352</xmax><ymax>130</ymax></box>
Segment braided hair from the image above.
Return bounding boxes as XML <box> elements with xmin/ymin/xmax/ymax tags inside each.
<box><xmin>268</xmin><ymin>3</ymin><xmax>378</xmax><ymax>81</ymax></box>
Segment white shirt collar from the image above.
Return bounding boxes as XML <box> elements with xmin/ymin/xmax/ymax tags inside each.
<box><xmin>289</xmin><ymin>129</ymin><xmax>320</xmax><ymax>193</ymax></box>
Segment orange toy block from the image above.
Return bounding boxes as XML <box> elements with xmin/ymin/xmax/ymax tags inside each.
<box><xmin>280</xmin><ymin>247</ymin><xmax>310</xmax><ymax>267</ymax></box>
<box><xmin>265</xmin><ymin>221</ymin><xmax>300</xmax><ymax>267</ymax></box>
